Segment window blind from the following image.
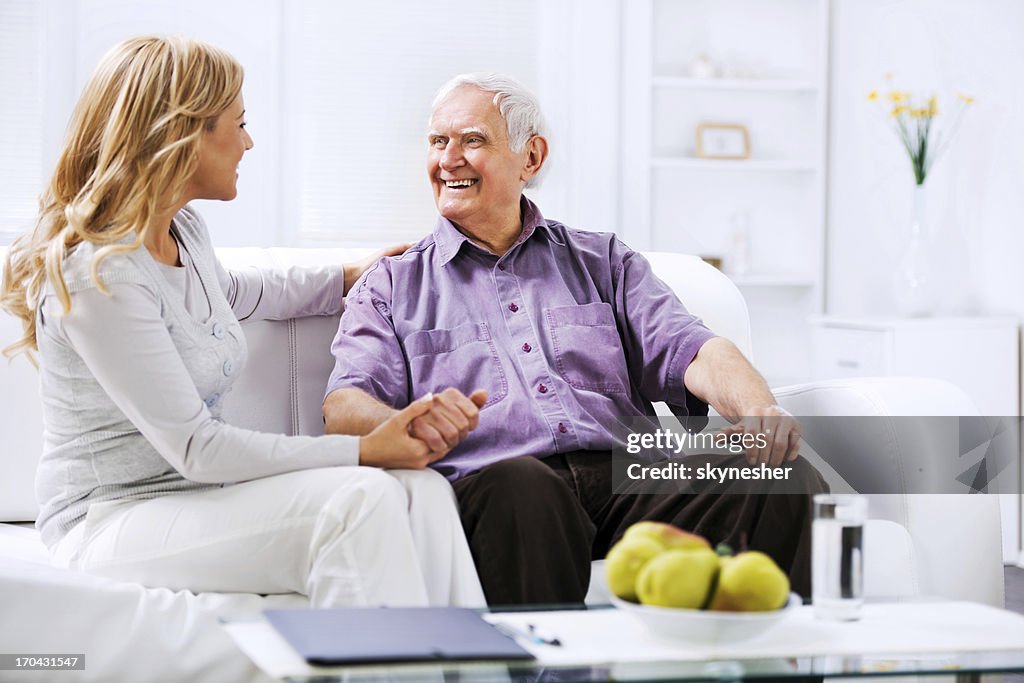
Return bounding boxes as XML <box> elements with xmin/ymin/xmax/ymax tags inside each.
<box><xmin>286</xmin><ymin>1</ymin><xmax>538</xmax><ymax>245</ymax></box>
<box><xmin>0</xmin><ymin>0</ymin><xmax>42</xmax><ymax>242</ymax></box>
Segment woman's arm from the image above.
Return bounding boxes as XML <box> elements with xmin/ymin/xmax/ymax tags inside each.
<box><xmin>213</xmin><ymin>245</ymin><xmax>410</xmax><ymax>322</ymax></box>
<box><xmin>58</xmin><ymin>281</ymin><xmax>359</xmax><ymax>482</ymax></box>
<box><xmin>214</xmin><ymin>259</ymin><xmax>346</xmax><ymax>322</ymax></box>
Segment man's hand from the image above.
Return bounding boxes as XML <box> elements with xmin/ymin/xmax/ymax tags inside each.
<box><xmin>356</xmin><ymin>388</ymin><xmax>489</xmax><ymax>469</ymax></box>
<box><xmin>683</xmin><ymin>338</ymin><xmax>800</xmax><ymax>466</ymax></box>
<box><xmin>409</xmin><ymin>388</ymin><xmax>488</xmax><ymax>457</ymax></box>
<box><xmin>342</xmin><ymin>243</ymin><xmax>411</xmax><ymax>295</ymax></box>
<box><xmin>723</xmin><ymin>405</ymin><xmax>801</xmax><ymax>468</ymax></box>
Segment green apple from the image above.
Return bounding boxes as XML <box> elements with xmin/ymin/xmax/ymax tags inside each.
<box><xmin>635</xmin><ymin>547</ymin><xmax>720</xmax><ymax>609</ymax></box>
<box><xmin>707</xmin><ymin>551</ymin><xmax>790</xmax><ymax>612</ymax></box>
<box><xmin>605</xmin><ymin>536</ymin><xmax>664</xmax><ymax>602</ymax></box>
<box><xmin>622</xmin><ymin>521</ymin><xmax>711</xmax><ymax>552</ymax></box>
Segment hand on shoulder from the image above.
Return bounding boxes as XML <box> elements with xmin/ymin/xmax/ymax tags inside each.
<box><xmin>342</xmin><ymin>243</ymin><xmax>411</xmax><ymax>296</ymax></box>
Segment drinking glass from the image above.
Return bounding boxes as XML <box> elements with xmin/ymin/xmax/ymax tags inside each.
<box><xmin>812</xmin><ymin>493</ymin><xmax>867</xmax><ymax>620</ymax></box>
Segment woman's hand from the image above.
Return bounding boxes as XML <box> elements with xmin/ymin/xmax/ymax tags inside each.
<box><xmin>358</xmin><ymin>394</ymin><xmax>439</xmax><ymax>469</ymax></box>
<box><xmin>343</xmin><ymin>243</ymin><xmax>411</xmax><ymax>295</ymax></box>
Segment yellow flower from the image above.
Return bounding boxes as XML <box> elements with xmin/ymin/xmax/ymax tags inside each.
<box><xmin>868</xmin><ymin>74</ymin><xmax>972</xmax><ymax>187</ymax></box>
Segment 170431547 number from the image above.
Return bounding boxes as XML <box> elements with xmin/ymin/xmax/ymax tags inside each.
<box><xmin>0</xmin><ymin>654</ymin><xmax>85</xmax><ymax>670</ymax></box>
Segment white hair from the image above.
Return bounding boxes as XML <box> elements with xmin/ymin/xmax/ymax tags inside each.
<box><xmin>431</xmin><ymin>73</ymin><xmax>549</xmax><ymax>187</ymax></box>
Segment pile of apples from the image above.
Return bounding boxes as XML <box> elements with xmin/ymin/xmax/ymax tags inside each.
<box><xmin>605</xmin><ymin>521</ymin><xmax>790</xmax><ymax>611</ymax></box>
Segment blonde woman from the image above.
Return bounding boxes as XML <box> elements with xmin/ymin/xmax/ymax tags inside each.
<box><xmin>0</xmin><ymin>36</ymin><xmax>484</xmax><ymax>607</ymax></box>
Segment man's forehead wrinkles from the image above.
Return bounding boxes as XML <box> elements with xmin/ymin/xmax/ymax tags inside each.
<box><xmin>428</xmin><ymin>124</ymin><xmax>491</xmax><ymax>137</ymax></box>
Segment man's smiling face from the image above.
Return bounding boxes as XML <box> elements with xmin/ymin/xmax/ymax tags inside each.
<box><xmin>427</xmin><ymin>85</ymin><xmax>530</xmax><ymax>235</ymax></box>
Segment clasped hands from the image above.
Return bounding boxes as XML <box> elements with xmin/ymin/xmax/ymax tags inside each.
<box><xmin>359</xmin><ymin>388</ymin><xmax>488</xmax><ymax>469</ymax></box>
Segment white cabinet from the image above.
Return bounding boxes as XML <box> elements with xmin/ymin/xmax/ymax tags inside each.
<box><xmin>810</xmin><ymin>316</ymin><xmax>1019</xmax><ymax>415</ymax></box>
<box><xmin>621</xmin><ymin>0</ymin><xmax>830</xmax><ymax>387</ymax></box>
<box><xmin>811</xmin><ymin>315</ymin><xmax>1021</xmax><ymax>565</ymax></box>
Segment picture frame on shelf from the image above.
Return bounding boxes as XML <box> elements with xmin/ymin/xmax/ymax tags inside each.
<box><xmin>695</xmin><ymin>123</ymin><xmax>750</xmax><ymax>160</ymax></box>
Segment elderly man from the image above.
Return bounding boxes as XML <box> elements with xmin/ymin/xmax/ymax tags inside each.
<box><xmin>324</xmin><ymin>73</ymin><xmax>827</xmax><ymax>606</ymax></box>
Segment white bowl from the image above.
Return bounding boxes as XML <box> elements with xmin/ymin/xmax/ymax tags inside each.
<box><xmin>611</xmin><ymin>593</ymin><xmax>801</xmax><ymax>644</ymax></box>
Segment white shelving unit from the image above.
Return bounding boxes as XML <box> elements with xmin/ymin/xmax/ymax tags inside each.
<box><xmin>651</xmin><ymin>158</ymin><xmax>818</xmax><ymax>172</ymax></box>
<box><xmin>651</xmin><ymin>76</ymin><xmax>819</xmax><ymax>92</ymax></box>
<box><xmin>622</xmin><ymin>0</ymin><xmax>830</xmax><ymax>385</ymax></box>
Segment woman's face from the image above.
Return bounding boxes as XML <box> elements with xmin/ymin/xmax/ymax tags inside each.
<box><xmin>188</xmin><ymin>93</ymin><xmax>253</xmax><ymax>201</ymax></box>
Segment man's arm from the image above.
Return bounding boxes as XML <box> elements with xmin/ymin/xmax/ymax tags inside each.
<box><xmin>682</xmin><ymin>337</ymin><xmax>774</xmax><ymax>417</ymax></box>
<box><xmin>683</xmin><ymin>337</ymin><xmax>800</xmax><ymax>467</ymax></box>
<box><xmin>324</xmin><ymin>387</ymin><xmax>398</xmax><ymax>437</ymax></box>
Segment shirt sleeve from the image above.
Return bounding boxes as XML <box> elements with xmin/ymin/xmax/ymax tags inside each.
<box><xmin>612</xmin><ymin>242</ymin><xmax>717</xmax><ymax>417</ymax></box>
<box><xmin>324</xmin><ymin>260</ymin><xmax>410</xmax><ymax>408</ymax></box>
<box><xmin>56</xmin><ymin>282</ymin><xmax>360</xmax><ymax>484</ymax></box>
<box><xmin>213</xmin><ymin>257</ymin><xmax>346</xmax><ymax>322</ymax></box>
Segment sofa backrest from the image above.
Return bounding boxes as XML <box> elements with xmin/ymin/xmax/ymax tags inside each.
<box><xmin>0</xmin><ymin>246</ymin><xmax>750</xmax><ymax>522</ymax></box>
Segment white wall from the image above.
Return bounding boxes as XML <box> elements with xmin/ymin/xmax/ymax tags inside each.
<box><xmin>827</xmin><ymin>0</ymin><xmax>1024</xmax><ymax>319</ymax></box>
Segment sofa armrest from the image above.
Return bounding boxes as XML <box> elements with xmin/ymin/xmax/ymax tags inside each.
<box><xmin>772</xmin><ymin>377</ymin><xmax>1004</xmax><ymax>607</ymax></box>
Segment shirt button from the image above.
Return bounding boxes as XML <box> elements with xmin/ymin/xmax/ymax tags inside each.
<box><xmin>558</xmin><ymin>422</ymin><xmax>568</xmax><ymax>434</ymax></box>
<box><xmin>522</xmin><ymin>342</ymin><xmax>532</xmax><ymax>353</ymax></box>
<box><xmin>212</xmin><ymin>322</ymin><xmax>225</xmax><ymax>339</ymax></box>
<box><xmin>205</xmin><ymin>393</ymin><xmax>220</xmax><ymax>407</ymax></box>
<box><xmin>222</xmin><ymin>360</ymin><xmax>234</xmax><ymax>376</ymax></box>
<box><xmin>538</xmin><ymin>383</ymin><xmax>548</xmax><ymax>394</ymax></box>
<box><xmin>509</xmin><ymin>303</ymin><xmax>519</xmax><ymax>313</ymax></box>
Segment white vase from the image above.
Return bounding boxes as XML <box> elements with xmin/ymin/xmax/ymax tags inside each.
<box><xmin>892</xmin><ymin>184</ymin><xmax>940</xmax><ymax>317</ymax></box>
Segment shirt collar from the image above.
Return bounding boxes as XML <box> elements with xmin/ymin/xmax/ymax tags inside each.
<box><xmin>434</xmin><ymin>196</ymin><xmax>551</xmax><ymax>266</ymax></box>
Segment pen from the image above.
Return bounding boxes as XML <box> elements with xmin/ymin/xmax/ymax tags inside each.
<box><xmin>527</xmin><ymin>622</ymin><xmax>562</xmax><ymax>647</ymax></box>
<box><xmin>494</xmin><ymin>621</ymin><xmax>562</xmax><ymax>647</ymax></box>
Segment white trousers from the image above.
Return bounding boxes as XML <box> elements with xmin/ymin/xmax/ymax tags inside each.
<box><xmin>53</xmin><ymin>467</ymin><xmax>485</xmax><ymax>608</ymax></box>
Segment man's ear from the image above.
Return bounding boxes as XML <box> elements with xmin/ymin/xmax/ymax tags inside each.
<box><xmin>521</xmin><ymin>135</ymin><xmax>549</xmax><ymax>183</ymax></box>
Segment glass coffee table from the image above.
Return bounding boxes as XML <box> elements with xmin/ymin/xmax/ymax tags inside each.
<box><xmin>224</xmin><ymin>600</ymin><xmax>1024</xmax><ymax>683</ymax></box>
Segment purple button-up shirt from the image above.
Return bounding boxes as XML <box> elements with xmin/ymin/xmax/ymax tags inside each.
<box><xmin>326</xmin><ymin>198</ymin><xmax>716</xmax><ymax>480</ymax></box>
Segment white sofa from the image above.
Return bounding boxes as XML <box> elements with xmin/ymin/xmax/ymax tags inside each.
<box><xmin>0</xmin><ymin>246</ymin><xmax>1005</xmax><ymax>682</ymax></box>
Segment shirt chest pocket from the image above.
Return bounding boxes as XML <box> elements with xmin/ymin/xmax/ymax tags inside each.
<box><xmin>405</xmin><ymin>322</ymin><xmax>508</xmax><ymax>408</ymax></box>
<box><xmin>546</xmin><ymin>302</ymin><xmax>629</xmax><ymax>394</ymax></box>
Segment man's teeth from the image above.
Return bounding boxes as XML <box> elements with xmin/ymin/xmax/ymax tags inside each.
<box><xmin>445</xmin><ymin>179</ymin><xmax>477</xmax><ymax>188</ymax></box>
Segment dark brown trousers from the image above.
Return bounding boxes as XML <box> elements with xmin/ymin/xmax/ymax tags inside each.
<box><xmin>452</xmin><ymin>450</ymin><xmax>829</xmax><ymax>607</ymax></box>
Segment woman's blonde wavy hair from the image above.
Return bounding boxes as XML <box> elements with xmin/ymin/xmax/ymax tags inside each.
<box><xmin>1</xmin><ymin>35</ymin><xmax>243</xmax><ymax>361</ymax></box>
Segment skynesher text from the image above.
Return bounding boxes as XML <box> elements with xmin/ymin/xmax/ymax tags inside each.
<box><xmin>627</xmin><ymin>461</ymin><xmax>793</xmax><ymax>483</ymax></box>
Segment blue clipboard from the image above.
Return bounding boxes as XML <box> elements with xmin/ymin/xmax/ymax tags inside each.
<box><xmin>263</xmin><ymin>607</ymin><xmax>536</xmax><ymax>665</ymax></box>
